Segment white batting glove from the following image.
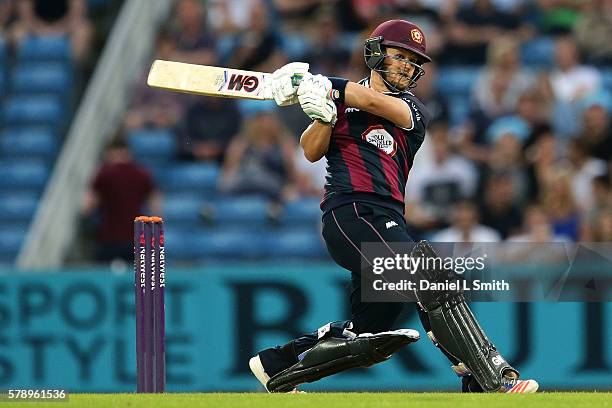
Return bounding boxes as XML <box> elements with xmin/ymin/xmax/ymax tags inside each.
<box><xmin>297</xmin><ymin>73</ymin><xmax>337</xmax><ymax>124</ymax></box>
<box><xmin>264</xmin><ymin>62</ymin><xmax>309</xmax><ymax>106</ymax></box>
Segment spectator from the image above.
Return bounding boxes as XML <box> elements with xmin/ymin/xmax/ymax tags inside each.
<box><xmin>207</xmin><ymin>0</ymin><xmax>261</xmax><ymax>35</ymax></box>
<box><xmin>125</xmin><ymin>28</ymin><xmax>188</xmax><ymax>131</ymax></box>
<box><xmin>524</xmin><ymin>126</ymin><xmax>560</xmax><ymax>201</ymax></box>
<box><xmin>219</xmin><ymin>105</ymin><xmax>298</xmax><ymax>201</ymax></box>
<box><xmin>472</xmin><ymin>36</ymin><xmax>534</xmax><ymax>121</ymax></box>
<box><xmin>274</xmin><ymin>0</ymin><xmax>326</xmax><ymax>31</ymax></box>
<box><xmin>294</xmin><ymin>147</ymin><xmax>327</xmax><ymax>198</ymax></box>
<box><xmin>9</xmin><ymin>0</ymin><xmax>93</xmax><ymax>65</ymax></box>
<box><xmin>539</xmin><ymin>170</ymin><xmax>581</xmax><ymax>241</ymax></box>
<box><xmin>0</xmin><ymin>1</ymin><xmax>16</xmax><ymax>32</ymax></box>
<box><xmin>515</xmin><ymin>89</ymin><xmax>553</xmax><ymax>131</ymax></box>
<box><xmin>406</xmin><ymin>122</ymin><xmax>478</xmax><ymax>232</ymax></box>
<box><xmin>575</xmin><ymin>93</ymin><xmax>612</xmax><ymax>161</ymax></box>
<box><xmin>534</xmin><ymin>0</ymin><xmax>582</xmax><ymax>35</ymax></box>
<box><xmin>591</xmin><ymin>208</ymin><xmax>612</xmax><ymax>241</ymax></box>
<box><xmin>225</xmin><ymin>0</ymin><xmax>282</xmax><ymax>71</ymax></box>
<box><xmin>548</xmin><ymin>36</ymin><xmax>604</xmax><ymax>139</ymax></box>
<box><xmin>473</xmin><ymin>117</ymin><xmax>530</xmax><ymax>202</ymax></box>
<box><xmin>171</xmin><ymin>0</ymin><xmax>217</xmax><ymax>65</ymax></box>
<box><xmin>549</xmin><ymin>36</ymin><xmax>602</xmax><ymax>104</ymax></box>
<box><xmin>583</xmin><ymin>175</ymin><xmax>612</xmax><ymax>240</ymax></box>
<box><xmin>508</xmin><ymin>204</ymin><xmax>571</xmax><ymax>242</ymax></box>
<box><xmin>573</xmin><ymin>0</ymin><xmax>612</xmax><ymax>66</ymax></box>
<box><xmin>443</xmin><ymin>0</ymin><xmax>532</xmax><ymax>65</ymax></box>
<box><xmin>432</xmin><ymin>200</ymin><xmax>502</xmax><ymax>242</ymax></box>
<box><xmin>411</xmin><ymin>62</ymin><xmax>449</xmax><ymax>124</ymax></box>
<box><xmin>566</xmin><ymin>138</ymin><xmax>607</xmax><ymax>213</ymax></box>
<box><xmin>479</xmin><ymin>172</ymin><xmax>524</xmax><ymax>239</ymax></box>
<box><xmin>176</xmin><ymin>96</ymin><xmax>242</xmax><ymax>163</ymax></box>
<box><xmin>82</xmin><ymin>136</ymin><xmax>161</xmax><ymax>263</ymax></box>
<box><xmin>304</xmin><ymin>11</ymin><xmax>350</xmax><ymax>76</ymax></box>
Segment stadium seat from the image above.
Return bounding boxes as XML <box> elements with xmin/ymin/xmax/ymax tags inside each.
<box><xmin>0</xmin><ymin>37</ymin><xmax>6</xmax><ymax>61</ymax></box>
<box><xmin>210</xmin><ymin>196</ymin><xmax>270</xmax><ymax>226</ymax></box>
<box><xmin>0</xmin><ymin>67</ymin><xmax>4</xmax><ymax>98</ymax></box>
<box><xmin>0</xmin><ymin>160</ymin><xmax>49</xmax><ymax>189</ymax></box>
<box><xmin>156</xmin><ymin>163</ymin><xmax>219</xmax><ymax>192</ymax></box>
<box><xmin>163</xmin><ymin>228</ymin><xmax>265</xmax><ymax>260</ymax></box>
<box><xmin>0</xmin><ymin>193</ymin><xmax>38</xmax><ymax>221</ymax></box>
<box><xmin>162</xmin><ymin>194</ymin><xmax>203</xmax><ymax>224</ymax></box>
<box><xmin>128</xmin><ymin>129</ymin><xmax>176</xmax><ymax>162</ymax></box>
<box><xmin>0</xmin><ymin>226</ymin><xmax>28</xmax><ymax>262</ymax></box>
<box><xmin>0</xmin><ymin>128</ymin><xmax>58</xmax><ymax>158</ymax></box>
<box><xmin>11</xmin><ymin>62</ymin><xmax>73</xmax><ymax>94</ymax></box>
<box><xmin>2</xmin><ymin>95</ymin><xmax>64</xmax><ymax>127</ymax></box>
<box><xmin>266</xmin><ymin>229</ymin><xmax>326</xmax><ymax>258</ymax></box>
<box><xmin>203</xmin><ymin>229</ymin><xmax>266</xmax><ymax>259</ymax></box>
<box><xmin>602</xmin><ymin>69</ymin><xmax>612</xmax><ymax>94</ymax></box>
<box><xmin>17</xmin><ymin>35</ymin><xmax>72</xmax><ymax>62</ymax></box>
<box><xmin>281</xmin><ymin>34</ymin><xmax>309</xmax><ymax>60</ymax></box>
<box><xmin>521</xmin><ymin>37</ymin><xmax>555</xmax><ymax>68</ymax></box>
<box><xmin>281</xmin><ymin>198</ymin><xmax>321</xmax><ymax>225</ymax></box>
<box><xmin>436</xmin><ymin>67</ymin><xmax>480</xmax><ymax>99</ymax></box>
<box><xmin>447</xmin><ymin>96</ymin><xmax>472</xmax><ymax>126</ymax></box>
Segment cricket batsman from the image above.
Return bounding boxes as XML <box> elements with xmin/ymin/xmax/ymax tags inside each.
<box><xmin>249</xmin><ymin>20</ymin><xmax>539</xmax><ymax>394</ymax></box>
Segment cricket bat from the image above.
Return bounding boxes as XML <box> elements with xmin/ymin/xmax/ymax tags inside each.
<box><xmin>147</xmin><ymin>60</ymin><xmax>303</xmax><ymax>100</ymax></box>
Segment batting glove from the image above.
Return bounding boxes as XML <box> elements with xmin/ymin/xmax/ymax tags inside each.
<box><xmin>297</xmin><ymin>73</ymin><xmax>337</xmax><ymax>125</ymax></box>
<box><xmin>265</xmin><ymin>62</ymin><xmax>309</xmax><ymax>106</ymax></box>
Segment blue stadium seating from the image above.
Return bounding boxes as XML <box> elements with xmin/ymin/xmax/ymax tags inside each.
<box><xmin>0</xmin><ymin>37</ymin><xmax>6</xmax><ymax>61</ymax></box>
<box><xmin>447</xmin><ymin>96</ymin><xmax>472</xmax><ymax>126</ymax></box>
<box><xmin>164</xmin><ymin>227</ymin><xmax>265</xmax><ymax>260</ymax></box>
<box><xmin>162</xmin><ymin>194</ymin><xmax>203</xmax><ymax>224</ymax></box>
<box><xmin>11</xmin><ymin>62</ymin><xmax>73</xmax><ymax>95</ymax></box>
<box><xmin>0</xmin><ymin>128</ymin><xmax>58</xmax><ymax>159</ymax></box>
<box><xmin>0</xmin><ymin>193</ymin><xmax>38</xmax><ymax>221</ymax></box>
<box><xmin>266</xmin><ymin>228</ymin><xmax>326</xmax><ymax>258</ymax></box>
<box><xmin>521</xmin><ymin>37</ymin><xmax>555</xmax><ymax>68</ymax></box>
<box><xmin>128</xmin><ymin>129</ymin><xmax>176</xmax><ymax>162</ymax></box>
<box><xmin>2</xmin><ymin>95</ymin><xmax>64</xmax><ymax>127</ymax></box>
<box><xmin>281</xmin><ymin>34</ymin><xmax>309</xmax><ymax>60</ymax></box>
<box><xmin>436</xmin><ymin>67</ymin><xmax>480</xmax><ymax>99</ymax></box>
<box><xmin>156</xmin><ymin>163</ymin><xmax>219</xmax><ymax>192</ymax></box>
<box><xmin>17</xmin><ymin>35</ymin><xmax>72</xmax><ymax>62</ymax></box>
<box><xmin>0</xmin><ymin>160</ymin><xmax>49</xmax><ymax>190</ymax></box>
<box><xmin>602</xmin><ymin>69</ymin><xmax>612</xmax><ymax>94</ymax></box>
<box><xmin>282</xmin><ymin>198</ymin><xmax>321</xmax><ymax>225</ymax></box>
<box><xmin>211</xmin><ymin>196</ymin><xmax>270</xmax><ymax>226</ymax></box>
<box><xmin>0</xmin><ymin>226</ymin><xmax>27</xmax><ymax>263</ymax></box>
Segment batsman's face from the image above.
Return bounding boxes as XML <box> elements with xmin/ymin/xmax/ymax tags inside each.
<box><xmin>384</xmin><ymin>47</ymin><xmax>420</xmax><ymax>90</ymax></box>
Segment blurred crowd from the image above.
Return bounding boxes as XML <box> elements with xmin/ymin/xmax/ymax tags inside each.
<box><xmin>99</xmin><ymin>0</ymin><xmax>611</xmax><ymax>259</ymax></box>
<box><xmin>0</xmin><ymin>0</ymin><xmax>119</xmax><ymax>69</ymax></box>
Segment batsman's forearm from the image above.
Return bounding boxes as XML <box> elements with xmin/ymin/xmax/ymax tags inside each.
<box><xmin>343</xmin><ymin>82</ymin><xmax>412</xmax><ymax>129</ymax></box>
<box><xmin>300</xmin><ymin>120</ymin><xmax>332</xmax><ymax>162</ymax></box>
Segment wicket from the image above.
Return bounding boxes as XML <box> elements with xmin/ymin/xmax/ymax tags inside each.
<box><xmin>134</xmin><ymin>216</ymin><xmax>166</xmax><ymax>393</ymax></box>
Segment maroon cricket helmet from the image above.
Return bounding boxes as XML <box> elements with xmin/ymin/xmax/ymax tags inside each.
<box><xmin>368</xmin><ymin>20</ymin><xmax>431</xmax><ymax>63</ymax></box>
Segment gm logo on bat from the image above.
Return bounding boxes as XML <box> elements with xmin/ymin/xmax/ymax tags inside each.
<box><xmin>224</xmin><ymin>72</ymin><xmax>261</xmax><ymax>93</ymax></box>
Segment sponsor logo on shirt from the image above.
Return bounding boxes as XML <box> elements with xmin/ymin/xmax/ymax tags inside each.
<box><xmin>362</xmin><ymin>125</ymin><xmax>397</xmax><ymax>156</ymax></box>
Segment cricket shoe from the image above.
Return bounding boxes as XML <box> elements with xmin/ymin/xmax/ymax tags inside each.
<box><xmin>499</xmin><ymin>376</ymin><xmax>539</xmax><ymax>393</ymax></box>
<box><xmin>249</xmin><ymin>355</ymin><xmax>305</xmax><ymax>393</ymax></box>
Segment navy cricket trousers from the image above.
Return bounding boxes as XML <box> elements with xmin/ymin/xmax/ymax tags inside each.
<box><xmin>259</xmin><ymin>202</ymin><xmax>458</xmax><ymax>376</ymax></box>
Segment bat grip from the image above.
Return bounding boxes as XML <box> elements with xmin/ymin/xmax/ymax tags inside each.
<box><xmin>291</xmin><ymin>73</ymin><xmax>304</xmax><ymax>87</ymax></box>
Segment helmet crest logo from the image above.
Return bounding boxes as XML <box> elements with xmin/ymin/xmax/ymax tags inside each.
<box><xmin>410</xmin><ymin>29</ymin><xmax>423</xmax><ymax>44</ymax></box>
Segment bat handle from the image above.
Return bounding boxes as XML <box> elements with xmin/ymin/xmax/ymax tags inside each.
<box><xmin>291</xmin><ymin>73</ymin><xmax>304</xmax><ymax>87</ymax></box>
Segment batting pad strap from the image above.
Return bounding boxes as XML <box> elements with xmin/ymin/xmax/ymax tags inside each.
<box><xmin>266</xmin><ymin>329</ymin><xmax>419</xmax><ymax>393</ymax></box>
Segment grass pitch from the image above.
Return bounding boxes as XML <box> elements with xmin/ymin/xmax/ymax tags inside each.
<box><xmin>5</xmin><ymin>392</ymin><xmax>610</xmax><ymax>408</ymax></box>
